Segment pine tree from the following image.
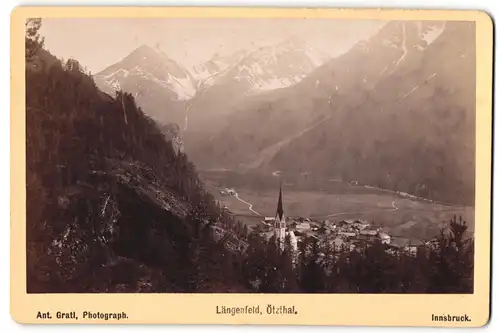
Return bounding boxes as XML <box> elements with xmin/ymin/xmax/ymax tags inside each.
<box><xmin>25</xmin><ymin>18</ymin><xmax>44</xmax><ymax>61</ymax></box>
<box><xmin>322</xmin><ymin>239</ymin><xmax>339</xmax><ymax>292</ymax></box>
<box><xmin>357</xmin><ymin>240</ymin><xmax>400</xmax><ymax>293</ymax></box>
<box><xmin>301</xmin><ymin>237</ymin><xmax>325</xmax><ymax>293</ymax></box>
<box><xmin>242</xmin><ymin>233</ymin><xmax>267</xmax><ymax>291</ymax></box>
<box><xmin>281</xmin><ymin>234</ymin><xmax>299</xmax><ymax>292</ymax></box>
<box><xmin>427</xmin><ymin>215</ymin><xmax>473</xmax><ymax>293</ymax></box>
<box><xmin>260</xmin><ymin>236</ymin><xmax>284</xmax><ymax>292</ymax></box>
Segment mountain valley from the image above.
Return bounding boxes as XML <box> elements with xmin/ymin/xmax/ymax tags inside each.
<box><xmin>92</xmin><ymin>20</ymin><xmax>475</xmax><ymax>206</ymax></box>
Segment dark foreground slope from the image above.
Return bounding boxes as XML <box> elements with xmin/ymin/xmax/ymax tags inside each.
<box><xmin>26</xmin><ymin>52</ymin><xmax>250</xmax><ymax>293</ymax></box>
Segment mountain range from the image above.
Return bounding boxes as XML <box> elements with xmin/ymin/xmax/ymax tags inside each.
<box><xmin>93</xmin><ymin>36</ymin><xmax>330</xmax><ymax>127</ymax></box>
<box><xmin>93</xmin><ymin>20</ymin><xmax>475</xmax><ymax>205</ymax></box>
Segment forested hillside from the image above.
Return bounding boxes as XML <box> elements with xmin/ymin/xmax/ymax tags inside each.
<box><xmin>25</xmin><ymin>24</ymin><xmax>250</xmax><ymax>292</ymax></box>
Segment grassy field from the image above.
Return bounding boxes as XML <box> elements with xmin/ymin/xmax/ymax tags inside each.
<box><xmin>205</xmin><ymin>179</ymin><xmax>474</xmax><ymax>241</ymax></box>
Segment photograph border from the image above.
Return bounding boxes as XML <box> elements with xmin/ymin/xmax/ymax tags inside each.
<box><xmin>10</xmin><ymin>6</ymin><xmax>493</xmax><ymax>326</ymax></box>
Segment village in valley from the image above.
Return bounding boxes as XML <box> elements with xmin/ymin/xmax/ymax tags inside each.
<box><xmin>219</xmin><ymin>185</ymin><xmax>422</xmax><ymax>260</ymax></box>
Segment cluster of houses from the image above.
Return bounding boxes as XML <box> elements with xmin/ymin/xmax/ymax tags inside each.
<box><xmin>226</xmin><ymin>186</ymin><xmax>423</xmax><ymax>261</ymax></box>
<box><xmin>220</xmin><ymin>188</ymin><xmax>237</xmax><ymax>196</ymax></box>
<box><xmin>259</xmin><ymin>215</ymin><xmax>419</xmax><ymax>257</ymax></box>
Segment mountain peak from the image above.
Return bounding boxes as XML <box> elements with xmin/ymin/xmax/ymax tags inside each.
<box><xmin>94</xmin><ymin>43</ymin><xmax>197</xmax><ymax>102</ymax></box>
<box><xmin>280</xmin><ymin>35</ymin><xmax>307</xmax><ymax>48</ymax></box>
<box><xmin>125</xmin><ymin>44</ymin><xmax>164</xmax><ymax>62</ymax></box>
<box><xmin>134</xmin><ymin>44</ymin><xmax>156</xmax><ymax>53</ymax></box>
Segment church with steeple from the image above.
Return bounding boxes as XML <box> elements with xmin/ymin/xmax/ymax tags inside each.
<box><xmin>271</xmin><ymin>184</ymin><xmax>298</xmax><ymax>255</ymax></box>
<box><xmin>274</xmin><ymin>185</ymin><xmax>287</xmax><ymax>247</ymax></box>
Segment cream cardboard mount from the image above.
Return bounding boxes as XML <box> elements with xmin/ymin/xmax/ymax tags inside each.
<box><xmin>10</xmin><ymin>6</ymin><xmax>493</xmax><ymax>326</ymax></box>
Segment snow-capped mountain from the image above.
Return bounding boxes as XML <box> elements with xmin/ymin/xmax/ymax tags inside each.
<box><xmin>94</xmin><ymin>37</ymin><xmax>330</xmax><ymax>106</ymax></box>
<box><xmin>164</xmin><ymin>37</ymin><xmax>331</xmax><ymax>133</ymax></box>
<box><xmin>93</xmin><ymin>38</ymin><xmax>330</xmax><ymax>129</ymax></box>
<box><xmin>190</xmin><ymin>49</ymin><xmax>249</xmax><ymax>89</ymax></box>
<box><xmin>214</xmin><ymin>36</ymin><xmax>330</xmax><ymax>94</ymax></box>
<box><xmin>188</xmin><ymin>36</ymin><xmax>329</xmax><ymax>95</ymax></box>
<box><xmin>94</xmin><ymin>44</ymin><xmax>197</xmax><ymax>101</ymax></box>
<box><xmin>304</xmin><ymin>20</ymin><xmax>447</xmax><ymax>100</ymax></box>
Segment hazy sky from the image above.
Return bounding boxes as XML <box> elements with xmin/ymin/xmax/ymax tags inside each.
<box><xmin>40</xmin><ymin>18</ymin><xmax>385</xmax><ymax>73</ymax></box>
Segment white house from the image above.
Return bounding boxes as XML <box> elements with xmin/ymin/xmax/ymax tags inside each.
<box><xmin>378</xmin><ymin>232</ymin><xmax>391</xmax><ymax>244</ymax></box>
<box><xmin>263</xmin><ymin>217</ymin><xmax>275</xmax><ymax>225</ymax></box>
<box><xmin>296</xmin><ymin>222</ymin><xmax>311</xmax><ymax>231</ymax></box>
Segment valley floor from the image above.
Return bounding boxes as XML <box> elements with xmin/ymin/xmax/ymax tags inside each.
<box><xmin>203</xmin><ymin>177</ymin><xmax>474</xmax><ymax>242</ymax></box>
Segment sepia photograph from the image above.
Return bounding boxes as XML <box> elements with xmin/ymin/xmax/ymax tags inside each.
<box><xmin>24</xmin><ymin>15</ymin><xmax>477</xmax><ymax>296</ymax></box>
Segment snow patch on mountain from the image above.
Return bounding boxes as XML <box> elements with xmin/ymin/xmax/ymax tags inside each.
<box><xmin>383</xmin><ymin>37</ymin><xmax>400</xmax><ymax>49</ymax></box>
<box><xmin>96</xmin><ymin>37</ymin><xmax>331</xmax><ymax>103</ymax></box>
<box><xmin>421</xmin><ymin>23</ymin><xmax>445</xmax><ymax>45</ymax></box>
<box><xmin>225</xmin><ymin>37</ymin><xmax>330</xmax><ymax>94</ymax></box>
<box><xmin>392</xmin><ymin>24</ymin><xmax>408</xmax><ymax>72</ymax></box>
<box><xmin>94</xmin><ymin>45</ymin><xmax>198</xmax><ymax>101</ymax></box>
<box><xmin>189</xmin><ymin>50</ymin><xmax>249</xmax><ymax>89</ymax></box>
<box><xmin>98</xmin><ymin>65</ymin><xmax>197</xmax><ymax>100</ymax></box>
<box><xmin>401</xmin><ymin>72</ymin><xmax>437</xmax><ymax>100</ymax></box>
<box><xmin>249</xmin><ymin>75</ymin><xmax>307</xmax><ymax>92</ymax></box>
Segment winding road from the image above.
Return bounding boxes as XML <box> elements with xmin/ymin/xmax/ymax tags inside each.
<box><xmin>234</xmin><ymin>193</ymin><xmax>262</xmax><ymax>216</ymax></box>
<box><xmin>201</xmin><ymin>179</ymin><xmax>262</xmax><ymax>216</ymax></box>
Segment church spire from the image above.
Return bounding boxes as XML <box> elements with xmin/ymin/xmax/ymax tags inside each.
<box><xmin>276</xmin><ymin>183</ymin><xmax>284</xmax><ymax>220</ymax></box>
